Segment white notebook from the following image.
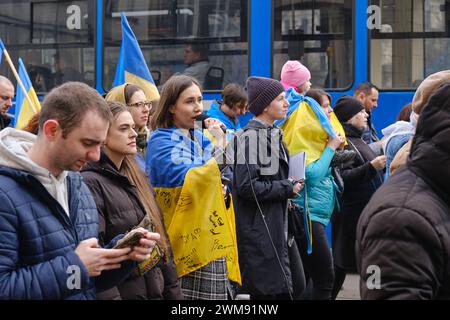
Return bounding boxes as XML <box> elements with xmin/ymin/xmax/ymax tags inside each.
<box><xmin>288</xmin><ymin>152</ymin><xmax>306</xmax><ymax>181</ymax></box>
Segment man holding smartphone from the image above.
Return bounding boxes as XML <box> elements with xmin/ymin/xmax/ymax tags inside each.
<box><xmin>0</xmin><ymin>82</ymin><xmax>159</xmax><ymax>299</ymax></box>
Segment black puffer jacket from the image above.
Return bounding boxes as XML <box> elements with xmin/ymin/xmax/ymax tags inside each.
<box><xmin>332</xmin><ymin>124</ymin><xmax>384</xmax><ymax>271</ymax></box>
<box><xmin>356</xmin><ymin>83</ymin><xmax>450</xmax><ymax>300</ymax></box>
<box><xmin>232</xmin><ymin>120</ymin><xmax>297</xmax><ymax>296</ymax></box>
<box><xmin>81</xmin><ymin>153</ymin><xmax>183</xmax><ymax>300</ymax></box>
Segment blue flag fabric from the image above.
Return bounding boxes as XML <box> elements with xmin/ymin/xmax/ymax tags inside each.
<box><xmin>146</xmin><ymin>127</ymin><xmax>214</xmax><ymax>188</ymax></box>
<box><xmin>113</xmin><ymin>12</ymin><xmax>159</xmax><ymax>101</ymax></box>
<box><xmin>0</xmin><ymin>39</ymin><xmax>5</xmax><ymax>66</ymax></box>
<box><xmin>113</xmin><ymin>40</ymin><xmax>125</xmax><ymax>85</ymax></box>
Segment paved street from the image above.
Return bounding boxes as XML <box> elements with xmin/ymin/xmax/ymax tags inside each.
<box><xmin>336</xmin><ymin>274</ymin><xmax>360</xmax><ymax>300</ymax></box>
<box><xmin>236</xmin><ymin>273</ymin><xmax>361</xmax><ymax>300</ymax></box>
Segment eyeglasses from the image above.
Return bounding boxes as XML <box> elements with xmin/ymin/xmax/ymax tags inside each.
<box><xmin>127</xmin><ymin>101</ymin><xmax>152</xmax><ymax>109</ymax></box>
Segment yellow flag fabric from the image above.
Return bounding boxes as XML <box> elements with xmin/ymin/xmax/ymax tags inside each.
<box><xmin>14</xmin><ymin>58</ymin><xmax>41</xmax><ymax>129</ymax></box>
<box><xmin>280</xmin><ymin>101</ymin><xmax>346</xmax><ymax>166</ymax></box>
<box><xmin>154</xmin><ymin>158</ymin><xmax>241</xmax><ymax>284</ymax></box>
<box><xmin>15</xmin><ymin>87</ymin><xmax>40</xmax><ymax>130</ymax></box>
<box><xmin>126</xmin><ymin>71</ymin><xmax>160</xmax><ymax>102</ymax></box>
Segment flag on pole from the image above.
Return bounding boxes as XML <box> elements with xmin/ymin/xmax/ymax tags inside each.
<box><xmin>0</xmin><ymin>39</ymin><xmax>5</xmax><ymax>66</ymax></box>
<box><xmin>113</xmin><ymin>12</ymin><xmax>159</xmax><ymax>101</ymax></box>
<box><xmin>13</xmin><ymin>58</ymin><xmax>41</xmax><ymax>129</ymax></box>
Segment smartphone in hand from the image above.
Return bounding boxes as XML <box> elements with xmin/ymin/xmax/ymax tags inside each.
<box><xmin>114</xmin><ymin>229</ymin><xmax>145</xmax><ymax>249</ymax></box>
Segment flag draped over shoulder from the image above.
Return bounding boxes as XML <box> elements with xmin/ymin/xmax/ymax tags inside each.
<box><xmin>147</xmin><ymin>128</ymin><xmax>241</xmax><ymax>284</ymax></box>
<box><xmin>275</xmin><ymin>87</ymin><xmax>346</xmax><ymax>254</ymax></box>
<box><xmin>275</xmin><ymin>88</ymin><xmax>346</xmax><ymax>166</ymax></box>
<box><xmin>13</xmin><ymin>58</ymin><xmax>41</xmax><ymax>129</ymax></box>
<box><xmin>113</xmin><ymin>12</ymin><xmax>159</xmax><ymax>102</ymax></box>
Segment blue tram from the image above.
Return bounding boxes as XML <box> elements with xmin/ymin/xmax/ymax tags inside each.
<box><xmin>1</xmin><ymin>0</ymin><xmax>449</xmax><ymax>132</ymax></box>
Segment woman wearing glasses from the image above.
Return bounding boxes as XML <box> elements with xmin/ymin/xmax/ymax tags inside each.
<box><xmin>106</xmin><ymin>84</ymin><xmax>153</xmax><ymax>168</ymax></box>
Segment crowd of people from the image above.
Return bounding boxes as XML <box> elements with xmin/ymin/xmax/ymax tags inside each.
<box><xmin>0</xmin><ymin>57</ymin><xmax>449</xmax><ymax>300</ymax></box>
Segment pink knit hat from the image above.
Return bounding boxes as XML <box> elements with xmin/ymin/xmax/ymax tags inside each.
<box><xmin>280</xmin><ymin>60</ymin><xmax>311</xmax><ymax>90</ymax></box>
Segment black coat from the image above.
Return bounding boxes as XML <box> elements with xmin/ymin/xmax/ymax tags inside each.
<box><xmin>356</xmin><ymin>83</ymin><xmax>450</xmax><ymax>300</ymax></box>
<box><xmin>81</xmin><ymin>153</ymin><xmax>183</xmax><ymax>300</ymax></box>
<box><xmin>0</xmin><ymin>116</ymin><xmax>10</xmax><ymax>130</ymax></box>
<box><xmin>232</xmin><ymin>120</ymin><xmax>296</xmax><ymax>296</ymax></box>
<box><xmin>332</xmin><ymin>124</ymin><xmax>384</xmax><ymax>270</ymax></box>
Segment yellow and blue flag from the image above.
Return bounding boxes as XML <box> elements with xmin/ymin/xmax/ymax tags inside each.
<box><xmin>113</xmin><ymin>12</ymin><xmax>159</xmax><ymax>102</ymax></box>
<box><xmin>276</xmin><ymin>88</ymin><xmax>346</xmax><ymax>166</ymax></box>
<box><xmin>13</xmin><ymin>58</ymin><xmax>41</xmax><ymax>129</ymax></box>
<box><xmin>147</xmin><ymin>128</ymin><xmax>241</xmax><ymax>284</ymax></box>
<box><xmin>275</xmin><ymin>88</ymin><xmax>346</xmax><ymax>254</ymax></box>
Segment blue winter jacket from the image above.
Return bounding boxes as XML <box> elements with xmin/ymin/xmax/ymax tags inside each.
<box><xmin>384</xmin><ymin>133</ymin><xmax>412</xmax><ymax>181</ymax></box>
<box><xmin>293</xmin><ymin>147</ymin><xmax>339</xmax><ymax>226</ymax></box>
<box><xmin>206</xmin><ymin>102</ymin><xmax>241</xmax><ymax>131</ymax></box>
<box><xmin>0</xmin><ymin>167</ymin><xmax>135</xmax><ymax>300</ymax></box>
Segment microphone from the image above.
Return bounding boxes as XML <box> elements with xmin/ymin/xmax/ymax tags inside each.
<box><xmin>195</xmin><ymin>114</ymin><xmax>227</xmax><ymax>133</ymax></box>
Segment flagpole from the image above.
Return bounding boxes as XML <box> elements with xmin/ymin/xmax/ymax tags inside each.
<box><xmin>2</xmin><ymin>47</ymin><xmax>37</xmax><ymax>114</ymax></box>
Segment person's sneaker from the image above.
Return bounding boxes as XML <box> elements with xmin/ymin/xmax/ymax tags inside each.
<box><xmin>331</xmin><ymin>149</ymin><xmax>356</xmax><ymax>168</ymax></box>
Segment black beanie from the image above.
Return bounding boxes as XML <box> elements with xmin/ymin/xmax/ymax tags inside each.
<box><xmin>246</xmin><ymin>77</ymin><xmax>285</xmax><ymax>116</ymax></box>
<box><xmin>333</xmin><ymin>96</ymin><xmax>365</xmax><ymax>123</ymax></box>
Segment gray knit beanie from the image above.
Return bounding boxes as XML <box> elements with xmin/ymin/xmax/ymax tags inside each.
<box><xmin>246</xmin><ymin>77</ymin><xmax>285</xmax><ymax>116</ymax></box>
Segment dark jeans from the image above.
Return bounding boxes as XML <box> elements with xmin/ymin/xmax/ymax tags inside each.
<box><xmin>296</xmin><ymin>220</ymin><xmax>335</xmax><ymax>300</ymax></box>
<box><xmin>331</xmin><ymin>265</ymin><xmax>347</xmax><ymax>300</ymax></box>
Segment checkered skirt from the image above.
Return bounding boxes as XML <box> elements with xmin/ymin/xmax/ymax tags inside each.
<box><xmin>179</xmin><ymin>257</ymin><xmax>228</xmax><ymax>300</ymax></box>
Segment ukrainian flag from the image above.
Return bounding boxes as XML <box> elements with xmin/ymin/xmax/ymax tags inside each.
<box><xmin>276</xmin><ymin>88</ymin><xmax>346</xmax><ymax>166</ymax></box>
<box><xmin>275</xmin><ymin>88</ymin><xmax>345</xmax><ymax>254</ymax></box>
<box><xmin>113</xmin><ymin>12</ymin><xmax>159</xmax><ymax>102</ymax></box>
<box><xmin>13</xmin><ymin>58</ymin><xmax>41</xmax><ymax>129</ymax></box>
<box><xmin>147</xmin><ymin>128</ymin><xmax>241</xmax><ymax>284</ymax></box>
<box><xmin>0</xmin><ymin>39</ymin><xmax>4</xmax><ymax>66</ymax></box>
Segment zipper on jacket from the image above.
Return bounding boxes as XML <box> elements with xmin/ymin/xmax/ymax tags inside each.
<box><xmin>28</xmin><ymin>175</ymin><xmax>80</xmax><ymax>244</ymax></box>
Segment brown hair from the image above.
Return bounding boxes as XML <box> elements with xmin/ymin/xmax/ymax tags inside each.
<box><xmin>221</xmin><ymin>83</ymin><xmax>248</xmax><ymax>110</ymax></box>
<box><xmin>124</xmin><ymin>84</ymin><xmax>144</xmax><ymax>105</ymax></box>
<box><xmin>306</xmin><ymin>88</ymin><xmax>331</xmax><ymax>106</ymax></box>
<box><xmin>354</xmin><ymin>82</ymin><xmax>379</xmax><ymax>97</ymax></box>
<box><xmin>107</xmin><ymin>101</ymin><xmax>171</xmax><ymax>258</ymax></box>
<box><xmin>397</xmin><ymin>103</ymin><xmax>412</xmax><ymax>122</ymax></box>
<box><xmin>39</xmin><ymin>82</ymin><xmax>112</xmax><ymax>138</ymax></box>
<box><xmin>151</xmin><ymin>75</ymin><xmax>201</xmax><ymax>130</ymax></box>
<box><xmin>23</xmin><ymin>112</ymin><xmax>41</xmax><ymax>135</ymax></box>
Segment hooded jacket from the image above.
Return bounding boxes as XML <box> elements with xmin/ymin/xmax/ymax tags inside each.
<box><xmin>0</xmin><ymin>128</ymin><xmax>134</xmax><ymax>299</ymax></box>
<box><xmin>0</xmin><ymin>128</ymin><xmax>70</xmax><ymax>214</ymax></box>
<box><xmin>356</xmin><ymin>83</ymin><xmax>450</xmax><ymax>300</ymax></box>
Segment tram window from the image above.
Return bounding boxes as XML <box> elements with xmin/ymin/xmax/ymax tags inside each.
<box><xmin>0</xmin><ymin>0</ymin><xmax>95</xmax><ymax>93</ymax></box>
<box><xmin>370</xmin><ymin>0</ymin><xmax>450</xmax><ymax>89</ymax></box>
<box><xmin>103</xmin><ymin>0</ymin><xmax>248</xmax><ymax>92</ymax></box>
<box><xmin>273</xmin><ymin>0</ymin><xmax>354</xmax><ymax>90</ymax></box>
